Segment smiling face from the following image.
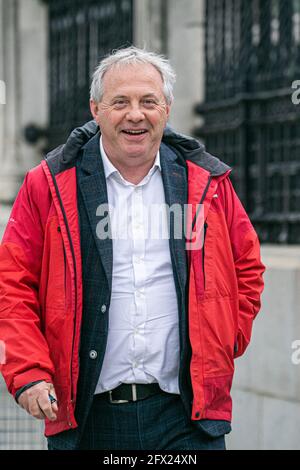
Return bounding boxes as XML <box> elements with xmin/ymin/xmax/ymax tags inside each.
<box><xmin>90</xmin><ymin>63</ymin><xmax>171</xmax><ymax>171</ymax></box>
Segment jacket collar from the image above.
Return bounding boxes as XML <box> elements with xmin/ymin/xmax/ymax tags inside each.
<box><xmin>45</xmin><ymin>120</ymin><xmax>231</xmax><ymax>178</ymax></box>
<box><xmin>160</xmin><ymin>142</ymin><xmax>187</xmax><ymax>294</ymax></box>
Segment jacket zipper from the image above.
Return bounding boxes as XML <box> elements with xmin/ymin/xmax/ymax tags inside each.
<box><xmin>45</xmin><ymin>160</ymin><xmax>78</xmax><ymax>406</ymax></box>
<box><xmin>63</xmin><ymin>241</ymin><xmax>67</xmax><ymax>296</ymax></box>
<box><xmin>202</xmin><ymin>222</ymin><xmax>208</xmax><ymax>290</ymax></box>
<box><xmin>58</xmin><ymin>226</ymin><xmax>67</xmax><ymax>296</ymax></box>
<box><xmin>190</xmin><ymin>175</ymin><xmax>213</xmax><ymax>417</ymax></box>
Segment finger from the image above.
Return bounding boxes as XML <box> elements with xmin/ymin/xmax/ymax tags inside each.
<box><xmin>51</xmin><ymin>401</ymin><xmax>58</xmax><ymax>414</ymax></box>
<box><xmin>37</xmin><ymin>393</ymin><xmax>57</xmax><ymax>421</ymax></box>
<box><xmin>28</xmin><ymin>399</ymin><xmax>46</xmax><ymax>420</ymax></box>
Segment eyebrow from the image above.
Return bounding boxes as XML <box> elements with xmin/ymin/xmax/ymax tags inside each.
<box><xmin>111</xmin><ymin>93</ymin><xmax>159</xmax><ymax>101</ymax></box>
<box><xmin>111</xmin><ymin>95</ymin><xmax>128</xmax><ymax>100</ymax></box>
<box><xmin>141</xmin><ymin>94</ymin><xmax>159</xmax><ymax>100</ymax></box>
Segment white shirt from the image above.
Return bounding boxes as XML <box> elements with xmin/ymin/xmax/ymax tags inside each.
<box><xmin>94</xmin><ymin>137</ymin><xmax>180</xmax><ymax>395</ymax></box>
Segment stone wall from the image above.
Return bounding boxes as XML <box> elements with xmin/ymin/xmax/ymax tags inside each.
<box><xmin>227</xmin><ymin>246</ymin><xmax>300</xmax><ymax>450</ymax></box>
<box><xmin>166</xmin><ymin>0</ymin><xmax>205</xmax><ymax>135</ymax></box>
<box><xmin>0</xmin><ymin>0</ymin><xmax>48</xmax><ymax>204</ymax></box>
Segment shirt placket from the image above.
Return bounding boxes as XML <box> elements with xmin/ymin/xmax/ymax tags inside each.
<box><xmin>131</xmin><ymin>185</ymin><xmax>147</xmax><ymax>381</ymax></box>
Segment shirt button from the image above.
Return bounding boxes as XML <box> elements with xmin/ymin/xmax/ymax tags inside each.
<box><xmin>89</xmin><ymin>350</ymin><xmax>97</xmax><ymax>360</ymax></box>
<box><xmin>101</xmin><ymin>304</ymin><xmax>107</xmax><ymax>313</ymax></box>
<box><xmin>195</xmin><ymin>411</ymin><xmax>200</xmax><ymax>418</ymax></box>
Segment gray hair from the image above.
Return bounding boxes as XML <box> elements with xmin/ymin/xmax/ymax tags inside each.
<box><xmin>90</xmin><ymin>46</ymin><xmax>176</xmax><ymax>105</ymax></box>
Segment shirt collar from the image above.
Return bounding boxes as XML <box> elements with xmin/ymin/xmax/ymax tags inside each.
<box><xmin>100</xmin><ymin>136</ymin><xmax>161</xmax><ymax>184</ymax></box>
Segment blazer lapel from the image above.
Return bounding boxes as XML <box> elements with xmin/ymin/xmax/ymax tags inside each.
<box><xmin>77</xmin><ymin>136</ymin><xmax>187</xmax><ymax>294</ymax></box>
<box><xmin>77</xmin><ymin>133</ymin><xmax>113</xmax><ymax>291</ymax></box>
<box><xmin>160</xmin><ymin>142</ymin><xmax>188</xmax><ymax>295</ymax></box>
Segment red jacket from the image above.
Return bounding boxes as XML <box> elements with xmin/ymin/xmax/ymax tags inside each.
<box><xmin>0</xmin><ymin>124</ymin><xmax>265</xmax><ymax>436</ymax></box>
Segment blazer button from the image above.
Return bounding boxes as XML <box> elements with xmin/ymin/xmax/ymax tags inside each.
<box><xmin>89</xmin><ymin>350</ymin><xmax>97</xmax><ymax>360</ymax></box>
<box><xmin>101</xmin><ymin>304</ymin><xmax>107</xmax><ymax>313</ymax></box>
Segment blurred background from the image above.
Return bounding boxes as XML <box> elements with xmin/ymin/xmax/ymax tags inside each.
<box><xmin>0</xmin><ymin>0</ymin><xmax>300</xmax><ymax>450</ymax></box>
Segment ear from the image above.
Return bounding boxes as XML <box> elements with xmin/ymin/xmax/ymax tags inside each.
<box><xmin>90</xmin><ymin>99</ymin><xmax>100</xmax><ymax>121</ymax></box>
<box><xmin>165</xmin><ymin>103</ymin><xmax>171</xmax><ymax>119</ymax></box>
<box><xmin>164</xmin><ymin>102</ymin><xmax>171</xmax><ymax>122</ymax></box>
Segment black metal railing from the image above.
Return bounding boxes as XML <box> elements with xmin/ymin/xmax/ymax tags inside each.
<box><xmin>43</xmin><ymin>0</ymin><xmax>133</xmax><ymax>149</ymax></box>
<box><xmin>196</xmin><ymin>0</ymin><xmax>300</xmax><ymax>243</ymax></box>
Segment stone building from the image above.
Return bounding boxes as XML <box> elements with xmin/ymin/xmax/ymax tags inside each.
<box><xmin>0</xmin><ymin>0</ymin><xmax>300</xmax><ymax>450</ymax></box>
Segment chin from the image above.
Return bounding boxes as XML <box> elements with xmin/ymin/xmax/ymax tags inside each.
<box><xmin>123</xmin><ymin>145</ymin><xmax>148</xmax><ymax>157</ymax></box>
<box><xmin>125</xmin><ymin>152</ymin><xmax>146</xmax><ymax>160</ymax></box>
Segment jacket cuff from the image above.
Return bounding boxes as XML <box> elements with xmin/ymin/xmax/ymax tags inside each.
<box><xmin>12</xmin><ymin>367</ymin><xmax>53</xmax><ymax>398</ymax></box>
<box><xmin>15</xmin><ymin>380</ymin><xmax>45</xmax><ymax>403</ymax></box>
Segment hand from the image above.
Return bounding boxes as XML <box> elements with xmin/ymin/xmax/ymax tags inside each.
<box><xmin>18</xmin><ymin>381</ymin><xmax>58</xmax><ymax>421</ymax></box>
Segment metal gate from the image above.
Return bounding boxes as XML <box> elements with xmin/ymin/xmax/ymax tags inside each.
<box><xmin>196</xmin><ymin>0</ymin><xmax>300</xmax><ymax>243</ymax></box>
<box><xmin>43</xmin><ymin>0</ymin><xmax>133</xmax><ymax>149</ymax></box>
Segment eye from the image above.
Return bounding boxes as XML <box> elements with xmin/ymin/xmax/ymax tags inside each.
<box><xmin>113</xmin><ymin>100</ymin><xmax>128</xmax><ymax>109</ymax></box>
<box><xmin>142</xmin><ymin>99</ymin><xmax>156</xmax><ymax>108</ymax></box>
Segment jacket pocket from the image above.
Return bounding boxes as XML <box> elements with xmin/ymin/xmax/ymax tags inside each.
<box><xmin>43</xmin><ymin>217</ymin><xmax>67</xmax><ymax>310</ymax></box>
<box><xmin>198</xmin><ymin>297</ymin><xmax>236</xmax><ymax>375</ymax></box>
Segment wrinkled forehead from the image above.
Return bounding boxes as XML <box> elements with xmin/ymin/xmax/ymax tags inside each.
<box><xmin>102</xmin><ymin>62</ymin><xmax>165</xmax><ymax>97</ymax></box>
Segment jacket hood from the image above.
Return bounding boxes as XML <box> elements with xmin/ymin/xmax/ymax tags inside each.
<box><xmin>46</xmin><ymin>120</ymin><xmax>231</xmax><ymax>177</ymax></box>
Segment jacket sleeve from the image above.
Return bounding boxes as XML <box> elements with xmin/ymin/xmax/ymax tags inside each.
<box><xmin>219</xmin><ymin>177</ymin><xmax>265</xmax><ymax>358</ymax></box>
<box><xmin>0</xmin><ymin>170</ymin><xmax>55</xmax><ymax>398</ymax></box>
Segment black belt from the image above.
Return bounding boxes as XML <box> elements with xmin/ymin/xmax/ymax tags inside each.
<box><xmin>98</xmin><ymin>383</ymin><xmax>162</xmax><ymax>404</ymax></box>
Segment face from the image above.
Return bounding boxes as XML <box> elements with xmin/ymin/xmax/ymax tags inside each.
<box><xmin>90</xmin><ymin>63</ymin><xmax>171</xmax><ymax>168</ymax></box>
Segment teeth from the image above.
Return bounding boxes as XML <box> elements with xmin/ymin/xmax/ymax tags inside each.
<box><xmin>124</xmin><ymin>130</ymin><xmax>146</xmax><ymax>135</ymax></box>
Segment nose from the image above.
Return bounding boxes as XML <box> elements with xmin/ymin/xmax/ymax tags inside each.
<box><xmin>126</xmin><ymin>105</ymin><xmax>145</xmax><ymax>123</ymax></box>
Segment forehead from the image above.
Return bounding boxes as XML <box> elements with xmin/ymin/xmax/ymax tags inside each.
<box><xmin>102</xmin><ymin>63</ymin><xmax>164</xmax><ymax>98</ymax></box>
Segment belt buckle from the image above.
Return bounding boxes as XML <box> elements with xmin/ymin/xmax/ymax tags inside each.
<box><xmin>108</xmin><ymin>384</ymin><xmax>137</xmax><ymax>404</ymax></box>
<box><xmin>108</xmin><ymin>391</ymin><xmax>129</xmax><ymax>404</ymax></box>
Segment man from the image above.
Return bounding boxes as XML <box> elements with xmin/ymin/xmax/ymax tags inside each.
<box><xmin>0</xmin><ymin>47</ymin><xmax>265</xmax><ymax>450</ymax></box>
